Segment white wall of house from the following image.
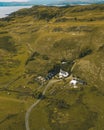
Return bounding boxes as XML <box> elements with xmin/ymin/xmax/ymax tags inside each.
<box><xmin>59</xmin><ymin>69</ymin><xmax>69</xmax><ymax>78</ymax></box>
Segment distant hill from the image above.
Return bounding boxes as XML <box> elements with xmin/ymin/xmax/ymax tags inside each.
<box><xmin>0</xmin><ymin>2</ymin><xmax>32</xmax><ymax>6</ymax></box>
<box><xmin>0</xmin><ymin>1</ymin><xmax>104</xmax><ymax>7</ymax></box>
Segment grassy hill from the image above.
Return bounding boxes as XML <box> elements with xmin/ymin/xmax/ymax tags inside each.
<box><xmin>0</xmin><ymin>4</ymin><xmax>104</xmax><ymax>130</ymax></box>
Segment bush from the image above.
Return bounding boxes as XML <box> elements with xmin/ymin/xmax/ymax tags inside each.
<box><xmin>25</xmin><ymin>51</ymin><xmax>40</xmax><ymax>65</ymax></box>
<box><xmin>42</xmin><ymin>55</ymin><xmax>49</xmax><ymax>60</ymax></box>
<box><xmin>79</xmin><ymin>48</ymin><xmax>92</xmax><ymax>58</ymax></box>
<box><xmin>56</xmin><ymin>99</ymin><xmax>70</xmax><ymax>109</ymax></box>
<box><xmin>0</xmin><ymin>36</ymin><xmax>16</xmax><ymax>53</ymax></box>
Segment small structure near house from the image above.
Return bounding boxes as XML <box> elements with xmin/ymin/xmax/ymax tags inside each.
<box><xmin>36</xmin><ymin>76</ymin><xmax>46</xmax><ymax>82</ymax></box>
<box><xmin>73</xmin><ymin>85</ymin><xmax>78</xmax><ymax>89</ymax></box>
<box><xmin>78</xmin><ymin>79</ymin><xmax>87</xmax><ymax>85</ymax></box>
<box><xmin>61</xmin><ymin>59</ymin><xmax>67</xmax><ymax>65</ymax></box>
<box><xmin>59</xmin><ymin>69</ymin><xmax>69</xmax><ymax>79</ymax></box>
<box><xmin>61</xmin><ymin>61</ymin><xmax>67</xmax><ymax>65</ymax></box>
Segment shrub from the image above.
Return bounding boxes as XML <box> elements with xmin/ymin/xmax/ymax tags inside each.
<box><xmin>56</xmin><ymin>99</ymin><xmax>70</xmax><ymax>109</ymax></box>
<box><xmin>0</xmin><ymin>36</ymin><xmax>16</xmax><ymax>53</ymax></box>
<box><xmin>79</xmin><ymin>48</ymin><xmax>92</xmax><ymax>58</ymax></box>
<box><xmin>42</xmin><ymin>55</ymin><xmax>49</xmax><ymax>60</ymax></box>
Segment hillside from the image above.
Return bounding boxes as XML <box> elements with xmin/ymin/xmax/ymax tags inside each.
<box><xmin>0</xmin><ymin>4</ymin><xmax>104</xmax><ymax>130</ymax></box>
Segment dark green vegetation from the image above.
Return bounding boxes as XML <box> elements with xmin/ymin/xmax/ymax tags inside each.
<box><xmin>0</xmin><ymin>4</ymin><xmax>104</xmax><ymax>130</ymax></box>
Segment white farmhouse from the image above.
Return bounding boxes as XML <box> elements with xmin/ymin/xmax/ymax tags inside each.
<box><xmin>70</xmin><ymin>77</ymin><xmax>87</xmax><ymax>88</ymax></box>
<box><xmin>59</xmin><ymin>69</ymin><xmax>69</xmax><ymax>78</ymax></box>
<box><xmin>70</xmin><ymin>78</ymin><xmax>78</xmax><ymax>86</ymax></box>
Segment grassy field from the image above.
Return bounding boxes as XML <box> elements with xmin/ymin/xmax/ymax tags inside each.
<box><xmin>0</xmin><ymin>92</ymin><xmax>34</xmax><ymax>130</ymax></box>
<box><xmin>0</xmin><ymin>4</ymin><xmax>104</xmax><ymax>130</ymax></box>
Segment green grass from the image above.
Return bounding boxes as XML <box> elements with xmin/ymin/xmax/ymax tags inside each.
<box><xmin>0</xmin><ymin>93</ymin><xmax>34</xmax><ymax>130</ymax></box>
<box><xmin>30</xmin><ymin>101</ymin><xmax>52</xmax><ymax>130</ymax></box>
<box><xmin>0</xmin><ymin>4</ymin><xmax>104</xmax><ymax>130</ymax></box>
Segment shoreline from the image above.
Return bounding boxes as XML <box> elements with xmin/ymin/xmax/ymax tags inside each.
<box><xmin>0</xmin><ymin>6</ymin><xmax>32</xmax><ymax>18</ymax></box>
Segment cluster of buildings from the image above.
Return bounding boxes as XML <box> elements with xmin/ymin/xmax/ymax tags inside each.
<box><xmin>36</xmin><ymin>69</ymin><xmax>69</xmax><ymax>83</ymax></box>
<box><xmin>46</xmin><ymin>69</ymin><xmax>69</xmax><ymax>80</ymax></box>
<box><xmin>36</xmin><ymin>64</ymin><xmax>87</xmax><ymax>88</ymax></box>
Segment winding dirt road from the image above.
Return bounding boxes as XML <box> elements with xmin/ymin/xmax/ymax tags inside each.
<box><xmin>25</xmin><ymin>80</ymin><xmax>59</xmax><ymax>130</ymax></box>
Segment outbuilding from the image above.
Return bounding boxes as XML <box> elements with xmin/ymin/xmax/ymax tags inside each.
<box><xmin>59</xmin><ymin>69</ymin><xmax>69</xmax><ymax>78</ymax></box>
<box><xmin>70</xmin><ymin>78</ymin><xmax>78</xmax><ymax>86</ymax></box>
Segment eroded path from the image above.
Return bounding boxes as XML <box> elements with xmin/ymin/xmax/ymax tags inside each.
<box><xmin>25</xmin><ymin>80</ymin><xmax>59</xmax><ymax>130</ymax></box>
